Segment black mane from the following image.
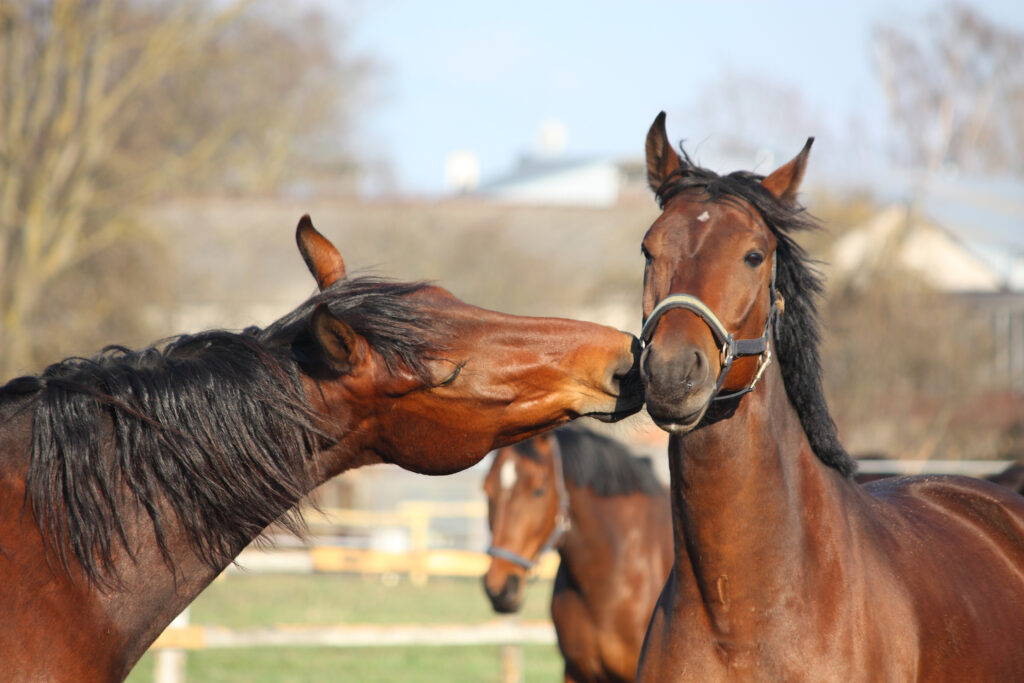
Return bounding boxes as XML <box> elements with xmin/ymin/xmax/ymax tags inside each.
<box><xmin>0</xmin><ymin>276</ymin><xmax>448</xmax><ymax>587</ymax></box>
<box><xmin>515</xmin><ymin>425</ymin><xmax>664</xmax><ymax>497</ymax></box>
<box><xmin>655</xmin><ymin>150</ymin><xmax>856</xmax><ymax>478</ymax></box>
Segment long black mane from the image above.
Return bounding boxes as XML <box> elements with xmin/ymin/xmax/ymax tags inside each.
<box><xmin>515</xmin><ymin>425</ymin><xmax>664</xmax><ymax>497</ymax></box>
<box><xmin>0</xmin><ymin>276</ymin><xmax>448</xmax><ymax>587</ymax></box>
<box><xmin>654</xmin><ymin>150</ymin><xmax>856</xmax><ymax>478</ymax></box>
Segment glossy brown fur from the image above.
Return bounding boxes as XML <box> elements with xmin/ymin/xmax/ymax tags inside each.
<box><xmin>483</xmin><ymin>428</ymin><xmax>673</xmax><ymax>683</ymax></box>
<box><xmin>636</xmin><ymin>114</ymin><xmax>1024</xmax><ymax>681</ymax></box>
<box><xmin>0</xmin><ymin>216</ymin><xmax>642</xmax><ymax>682</ymax></box>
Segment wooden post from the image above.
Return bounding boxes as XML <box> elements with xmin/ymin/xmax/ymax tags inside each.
<box><xmin>499</xmin><ymin>614</ymin><xmax>525</xmax><ymax>683</ymax></box>
<box><xmin>154</xmin><ymin>607</ymin><xmax>190</xmax><ymax>683</ymax></box>
<box><xmin>403</xmin><ymin>502</ymin><xmax>431</xmax><ymax>586</ymax></box>
<box><xmin>499</xmin><ymin>643</ymin><xmax>524</xmax><ymax>683</ymax></box>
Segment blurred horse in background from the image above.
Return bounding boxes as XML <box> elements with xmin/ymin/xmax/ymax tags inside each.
<box><xmin>636</xmin><ymin>112</ymin><xmax>1024</xmax><ymax>681</ymax></box>
<box><xmin>483</xmin><ymin>426</ymin><xmax>672</xmax><ymax>683</ymax></box>
<box><xmin>854</xmin><ymin>456</ymin><xmax>1024</xmax><ymax>493</ymax></box>
<box><xmin>0</xmin><ymin>216</ymin><xmax>642</xmax><ymax>681</ymax></box>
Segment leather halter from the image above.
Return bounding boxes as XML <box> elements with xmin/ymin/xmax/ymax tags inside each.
<box><xmin>486</xmin><ymin>434</ymin><xmax>571</xmax><ymax>571</ymax></box>
<box><xmin>641</xmin><ymin>257</ymin><xmax>783</xmax><ymax>402</ymax></box>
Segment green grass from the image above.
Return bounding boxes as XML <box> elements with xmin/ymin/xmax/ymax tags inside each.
<box><xmin>126</xmin><ymin>574</ymin><xmax>562</xmax><ymax>682</ymax></box>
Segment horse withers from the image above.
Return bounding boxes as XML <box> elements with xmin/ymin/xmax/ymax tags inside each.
<box><xmin>483</xmin><ymin>426</ymin><xmax>672</xmax><ymax>683</ymax></box>
<box><xmin>0</xmin><ymin>216</ymin><xmax>643</xmax><ymax>682</ymax></box>
<box><xmin>636</xmin><ymin>112</ymin><xmax>1024</xmax><ymax>681</ymax></box>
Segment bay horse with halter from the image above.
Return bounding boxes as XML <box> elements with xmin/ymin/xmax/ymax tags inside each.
<box><xmin>635</xmin><ymin>112</ymin><xmax>1024</xmax><ymax>681</ymax></box>
<box><xmin>483</xmin><ymin>426</ymin><xmax>673</xmax><ymax>683</ymax></box>
<box><xmin>0</xmin><ymin>216</ymin><xmax>642</xmax><ymax>681</ymax></box>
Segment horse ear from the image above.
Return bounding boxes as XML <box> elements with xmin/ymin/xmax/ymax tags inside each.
<box><xmin>761</xmin><ymin>138</ymin><xmax>814</xmax><ymax>204</ymax></box>
<box><xmin>310</xmin><ymin>304</ymin><xmax>365</xmax><ymax>374</ymax></box>
<box><xmin>645</xmin><ymin>111</ymin><xmax>681</xmax><ymax>192</ymax></box>
<box><xmin>296</xmin><ymin>215</ymin><xmax>346</xmax><ymax>290</ymax></box>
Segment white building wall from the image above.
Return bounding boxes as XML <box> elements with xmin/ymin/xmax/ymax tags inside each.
<box><xmin>480</xmin><ymin>163</ymin><xmax>621</xmax><ymax>206</ymax></box>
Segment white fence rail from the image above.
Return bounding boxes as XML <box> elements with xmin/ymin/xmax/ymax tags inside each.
<box><xmin>153</xmin><ymin>619</ymin><xmax>556</xmax><ymax>651</ymax></box>
<box><xmin>855</xmin><ymin>459</ymin><xmax>1014</xmax><ymax>475</ymax></box>
<box><xmin>152</xmin><ymin>617</ymin><xmax>554</xmax><ymax>683</ymax></box>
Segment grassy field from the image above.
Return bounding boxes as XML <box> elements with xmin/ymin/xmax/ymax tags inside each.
<box><xmin>126</xmin><ymin>573</ymin><xmax>562</xmax><ymax>682</ymax></box>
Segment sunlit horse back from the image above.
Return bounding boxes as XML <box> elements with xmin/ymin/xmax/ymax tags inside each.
<box><xmin>636</xmin><ymin>112</ymin><xmax>1024</xmax><ymax>681</ymax></box>
<box><xmin>0</xmin><ymin>216</ymin><xmax>642</xmax><ymax>681</ymax></box>
<box><xmin>483</xmin><ymin>426</ymin><xmax>672</xmax><ymax>683</ymax></box>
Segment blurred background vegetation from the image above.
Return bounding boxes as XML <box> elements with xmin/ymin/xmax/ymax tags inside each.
<box><xmin>2</xmin><ymin>1</ymin><xmax>1023</xmax><ymax>461</ymax></box>
<box><xmin>0</xmin><ymin>0</ymin><xmax>370</xmax><ymax>374</ymax></box>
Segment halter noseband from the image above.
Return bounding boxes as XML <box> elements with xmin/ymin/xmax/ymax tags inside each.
<box><xmin>641</xmin><ymin>257</ymin><xmax>783</xmax><ymax>402</ymax></box>
<box><xmin>486</xmin><ymin>434</ymin><xmax>571</xmax><ymax>571</ymax></box>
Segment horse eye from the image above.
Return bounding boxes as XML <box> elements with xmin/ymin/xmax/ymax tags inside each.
<box><xmin>532</xmin><ymin>487</ymin><xmax>546</xmax><ymax>498</ymax></box>
<box><xmin>744</xmin><ymin>251</ymin><xmax>765</xmax><ymax>267</ymax></box>
<box><xmin>642</xmin><ymin>247</ymin><xmax>653</xmax><ymax>266</ymax></box>
<box><xmin>438</xmin><ymin>363</ymin><xmax>462</xmax><ymax>386</ymax></box>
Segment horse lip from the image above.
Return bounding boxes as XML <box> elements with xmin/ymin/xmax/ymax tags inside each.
<box><xmin>585</xmin><ymin>389</ymin><xmax>646</xmax><ymax>422</ymax></box>
<box><xmin>647</xmin><ymin>402</ymin><xmax>708</xmax><ymax>434</ymax></box>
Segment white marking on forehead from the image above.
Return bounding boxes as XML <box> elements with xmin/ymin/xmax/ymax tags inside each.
<box><xmin>696</xmin><ymin>210</ymin><xmax>711</xmax><ymax>222</ymax></box>
<box><xmin>500</xmin><ymin>459</ymin><xmax>518</xmax><ymax>490</ymax></box>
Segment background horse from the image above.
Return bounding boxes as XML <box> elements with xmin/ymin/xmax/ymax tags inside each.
<box><xmin>483</xmin><ymin>425</ymin><xmax>672</xmax><ymax>683</ymax></box>
<box><xmin>0</xmin><ymin>216</ymin><xmax>642</xmax><ymax>681</ymax></box>
<box><xmin>636</xmin><ymin>112</ymin><xmax>1024</xmax><ymax>681</ymax></box>
<box><xmin>854</xmin><ymin>458</ymin><xmax>1024</xmax><ymax>493</ymax></box>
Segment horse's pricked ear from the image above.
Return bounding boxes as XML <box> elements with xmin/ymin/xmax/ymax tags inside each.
<box><xmin>296</xmin><ymin>215</ymin><xmax>346</xmax><ymax>290</ymax></box>
<box><xmin>761</xmin><ymin>138</ymin><xmax>814</xmax><ymax>204</ymax></box>
<box><xmin>645</xmin><ymin>111</ymin><xmax>681</xmax><ymax>193</ymax></box>
<box><xmin>310</xmin><ymin>303</ymin><xmax>364</xmax><ymax>374</ymax></box>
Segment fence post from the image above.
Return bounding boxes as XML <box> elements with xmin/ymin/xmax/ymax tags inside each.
<box><xmin>499</xmin><ymin>615</ymin><xmax>525</xmax><ymax>683</ymax></box>
<box><xmin>154</xmin><ymin>607</ymin><xmax>190</xmax><ymax>683</ymax></box>
<box><xmin>500</xmin><ymin>643</ymin><xmax>524</xmax><ymax>683</ymax></box>
<box><xmin>403</xmin><ymin>502</ymin><xmax>431</xmax><ymax>586</ymax></box>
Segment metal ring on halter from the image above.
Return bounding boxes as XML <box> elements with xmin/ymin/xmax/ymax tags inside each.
<box><xmin>640</xmin><ymin>258</ymin><xmax>782</xmax><ymax>402</ymax></box>
<box><xmin>486</xmin><ymin>432</ymin><xmax>571</xmax><ymax>572</ymax></box>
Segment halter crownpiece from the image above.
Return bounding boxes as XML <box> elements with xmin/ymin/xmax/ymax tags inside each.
<box><xmin>641</xmin><ymin>257</ymin><xmax>783</xmax><ymax>402</ymax></box>
<box><xmin>487</xmin><ymin>433</ymin><xmax>571</xmax><ymax>572</ymax></box>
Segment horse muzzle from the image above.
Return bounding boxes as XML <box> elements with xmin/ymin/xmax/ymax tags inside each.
<box><xmin>482</xmin><ymin>574</ymin><xmax>524</xmax><ymax>614</ymax></box>
<box><xmin>640</xmin><ymin>341</ymin><xmax>717</xmax><ymax>433</ymax></box>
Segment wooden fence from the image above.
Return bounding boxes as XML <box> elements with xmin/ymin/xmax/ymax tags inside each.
<box><xmin>151</xmin><ymin>609</ymin><xmax>554</xmax><ymax>683</ymax></box>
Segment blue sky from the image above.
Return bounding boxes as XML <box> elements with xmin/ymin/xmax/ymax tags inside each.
<box><xmin>343</xmin><ymin>1</ymin><xmax>1024</xmax><ymax>195</ymax></box>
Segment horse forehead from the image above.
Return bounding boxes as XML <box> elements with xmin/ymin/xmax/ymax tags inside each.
<box><xmin>500</xmin><ymin>458</ymin><xmax>519</xmax><ymax>489</ymax></box>
<box><xmin>650</xmin><ymin>200</ymin><xmax>771</xmax><ymax>257</ymax></box>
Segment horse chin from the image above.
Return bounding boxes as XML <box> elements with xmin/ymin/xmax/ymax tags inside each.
<box><xmin>649</xmin><ymin>408</ymin><xmax>707</xmax><ymax>434</ymax></box>
<box><xmin>645</xmin><ymin>391</ymin><xmax>713</xmax><ymax>434</ymax></box>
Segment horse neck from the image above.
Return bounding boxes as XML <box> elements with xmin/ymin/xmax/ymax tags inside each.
<box><xmin>667</xmin><ymin>360</ymin><xmax>849</xmax><ymax>630</ymax></box>
<box><xmin>558</xmin><ymin>481</ymin><xmax>641</xmax><ymax>594</ymax></box>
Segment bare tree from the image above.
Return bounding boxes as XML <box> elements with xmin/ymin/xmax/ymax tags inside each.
<box><xmin>0</xmin><ymin>0</ymin><xmax>371</xmax><ymax>376</ymax></box>
<box><xmin>873</xmin><ymin>3</ymin><xmax>1024</xmax><ymax>174</ymax></box>
<box><xmin>684</xmin><ymin>71</ymin><xmax>831</xmax><ymax>163</ymax></box>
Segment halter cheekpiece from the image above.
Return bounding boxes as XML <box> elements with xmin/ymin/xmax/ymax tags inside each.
<box><xmin>641</xmin><ymin>257</ymin><xmax>783</xmax><ymax>402</ymax></box>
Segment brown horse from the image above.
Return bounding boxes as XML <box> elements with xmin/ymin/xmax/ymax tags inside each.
<box><xmin>635</xmin><ymin>112</ymin><xmax>1024</xmax><ymax>681</ymax></box>
<box><xmin>855</xmin><ymin>459</ymin><xmax>1024</xmax><ymax>493</ymax></box>
<box><xmin>0</xmin><ymin>216</ymin><xmax>642</xmax><ymax>682</ymax></box>
<box><xmin>483</xmin><ymin>426</ymin><xmax>673</xmax><ymax>683</ymax></box>
<box><xmin>987</xmin><ymin>462</ymin><xmax>1024</xmax><ymax>494</ymax></box>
